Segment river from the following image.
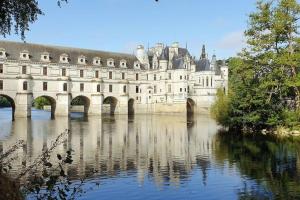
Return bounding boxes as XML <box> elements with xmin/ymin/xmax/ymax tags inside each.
<box><xmin>0</xmin><ymin>108</ymin><xmax>299</xmax><ymax>199</ymax></box>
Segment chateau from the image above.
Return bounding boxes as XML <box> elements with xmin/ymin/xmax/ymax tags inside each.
<box><xmin>0</xmin><ymin>40</ymin><xmax>228</xmax><ymax>119</ymax></box>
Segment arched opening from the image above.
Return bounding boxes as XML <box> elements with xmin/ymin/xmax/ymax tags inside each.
<box><xmin>103</xmin><ymin>96</ymin><xmax>118</xmax><ymax>115</ymax></box>
<box><xmin>71</xmin><ymin>95</ymin><xmax>90</xmax><ymax>117</ymax></box>
<box><xmin>0</xmin><ymin>94</ymin><xmax>15</xmax><ymax>121</ymax></box>
<box><xmin>187</xmin><ymin>98</ymin><xmax>195</xmax><ymax>115</ymax></box>
<box><xmin>32</xmin><ymin>96</ymin><xmax>56</xmax><ymax>119</ymax></box>
<box><xmin>128</xmin><ymin>98</ymin><xmax>135</xmax><ymax>116</ymax></box>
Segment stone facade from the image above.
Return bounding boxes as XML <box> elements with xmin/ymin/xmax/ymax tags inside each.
<box><xmin>0</xmin><ymin>40</ymin><xmax>228</xmax><ymax>119</ymax></box>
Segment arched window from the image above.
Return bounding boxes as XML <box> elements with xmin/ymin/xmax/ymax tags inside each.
<box><xmin>63</xmin><ymin>83</ymin><xmax>68</xmax><ymax>92</ymax></box>
<box><xmin>97</xmin><ymin>84</ymin><xmax>101</xmax><ymax>92</ymax></box>
<box><xmin>23</xmin><ymin>81</ymin><xmax>28</xmax><ymax>91</ymax></box>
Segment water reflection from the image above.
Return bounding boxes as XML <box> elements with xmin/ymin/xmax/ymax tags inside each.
<box><xmin>1</xmin><ymin>108</ymin><xmax>300</xmax><ymax>199</ymax></box>
<box><xmin>215</xmin><ymin>132</ymin><xmax>300</xmax><ymax>200</ymax></box>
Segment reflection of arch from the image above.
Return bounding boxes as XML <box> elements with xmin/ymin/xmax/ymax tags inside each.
<box><xmin>33</xmin><ymin>96</ymin><xmax>56</xmax><ymax>119</ymax></box>
<box><xmin>103</xmin><ymin>96</ymin><xmax>118</xmax><ymax>115</ymax></box>
<box><xmin>128</xmin><ymin>98</ymin><xmax>134</xmax><ymax>115</ymax></box>
<box><xmin>71</xmin><ymin>95</ymin><xmax>90</xmax><ymax>116</ymax></box>
<box><xmin>0</xmin><ymin>94</ymin><xmax>15</xmax><ymax>121</ymax></box>
<box><xmin>187</xmin><ymin>98</ymin><xmax>196</xmax><ymax>115</ymax></box>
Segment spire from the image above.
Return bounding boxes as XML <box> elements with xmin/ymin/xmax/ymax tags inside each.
<box><xmin>201</xmin><ymin>45</ymin><xmax>206</xmax><ymax>59</ymax></box>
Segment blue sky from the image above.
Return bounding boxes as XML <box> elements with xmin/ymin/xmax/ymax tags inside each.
<box><xmin>0</xmin><ymin>0</ymin><xmax>257</xmax><ymax>59</ymax></box>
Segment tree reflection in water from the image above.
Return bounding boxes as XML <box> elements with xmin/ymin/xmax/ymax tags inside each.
<box><xmin>215</xmin><ymin>132</ymin><xmax>300</xmax><ymax>200</ymax></box>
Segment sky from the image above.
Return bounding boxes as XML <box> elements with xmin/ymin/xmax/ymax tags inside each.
<box><xmin>0</xmin><ymin>0</ymin><xmax>258</xmax><ymax>59</ymax></box>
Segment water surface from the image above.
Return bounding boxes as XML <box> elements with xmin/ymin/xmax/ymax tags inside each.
<box><xmin>0</xmin><ymin>108</ymin><xmax>300</xmax><ymax>200</ymax></box>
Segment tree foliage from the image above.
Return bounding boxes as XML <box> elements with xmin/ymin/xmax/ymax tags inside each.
<box><xmin>212</xmin><ymin>0</ymin><xmax>300</xmax><ymax>132</ymax></box>
<box><xmin>0</xmin><ymin>0</ymin><xmax>68</xmax><ymax>40</ymax></box>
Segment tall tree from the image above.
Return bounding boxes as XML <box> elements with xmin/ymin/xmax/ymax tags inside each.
<box><xmin>0</xmin><ymin>0</ymin><xmax>67</xmax><ymax>40</ymax></box>
<box><xmin>212</xmin><ymin>0</ymin><xmax>300</xmax><ymax>131</ymax></box>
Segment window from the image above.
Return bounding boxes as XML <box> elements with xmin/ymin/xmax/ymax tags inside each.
<box><xmin>63</xmin><ymin>83</ymin><xmax>68</xmax><ymax>91</ymax></box>
<box><xmin>95</xmin><ymin>71</ymin><xmax>99</xmax><ymax>78</ymax></box>
<box><xmin>80</xmin><ymin>83</ymin><xmax>84</xmax><ymax>92</ymax></box>
<box><xmin>206</xmin><ymin>76</ymin><xmax>209</xmax><ymax>87</ymax></box>
<box><xmin>147</xmin><ymin>74</ymin><xmax>149</xmax><ymax>80</ymax></box>
<box><xmin>80</xmin><ymin>70</ymin><xmax>84</xmax><ymax>78</ymax></box>
<box><xmin>0</xmin><ymin>52</ymin><xmax>3</xmax><ymax>56</ymax></box>
<box><xmin>180</xmin><ymin>75</ymin><xmax>182</xmax><ymax>80</ymax></box>
<box><xmin>188</xmin><ymin>86</ymin><xmax>190</xmax><ymax>93</ymax></box>
<box><xmin>123</xmin><ymin>85</ymin><xmax>126</xmax><ymax>93</ymax></box>
<box><xmin>154</xmin><ymin>86</ymin><xmax>157</xmax><ymax>94</ymax></box>
<box><xmin>22</xmin><ymin>66</ymin><xmax>27</xmax><ymax>74</ymax></box>
<box><xmin>109</xmin><ymin>71</ymin><xmax>112</xmax><ymax>79</ymax></box>
<box><xmin>136</xmin><ymin>73</ymin><xmax>139</xmax><ymax>80</ymax></box>
<box><xmin>0</xmin><ymin>64</ymin><xmax>3</xmax><ymax>73</ymax></box>
<box><xmin>184</xmin><ymin>88</ymin><xmax>187</xmax><ymax>92</ymax></box>
<box><xmin>23</xmin><ymin>81</ymin><xmax>28</xmax><ymax>91</ymax></box>
<box><xmin>187</xmin><ymin>75</ymin><xmax>189</xmax><ymax>80</ymax></box>
<box><xmin>44</xmin><ymin>55</ymin><xmax>48</xmax><ymax>60</ymax></box>
<box><xmin>43</xmin><ymin>82</ymin><xmax>47</xmax><ymax>91</ymax></box>
<box><xmin>184</xmin><ymin>76</ymin><xmax>186</xmax><ymax>80</ymax></box>
<box><xmin>202</xmin><ymin>78</ymin><xmax>204</xmax><ymax>86</ymax></box>
<box><xmin>168</xmin><ymin>84</ymin><xmax>171</xmax><ymax>93</ymax></box>
<box><xmin>154</xmin><ymin>74</ymin><xmax>156</xmax><ymax>81</ymax></box>
<box><xmin>23</xmin><ymin>54</ymin><xmax>27</xmax><ymax>58</ymax></box>
<box><xmin>62</xmin><ymin>68</ymin><xmax>66</xmax><ymax>76</ymax></box>
<box><xmin>109</xmin><ymin>84</ymin><xmax>113</xmax><ymax>92</ymax></box>
<box><xmin>169</xmin><ymin>73</ymin><xmax>171</xmax><ymax>79</ymax></box>
<box><xmin>211</xmin><ymin>77</ymin><xmax>213</xmax><ymax>87</ymax></box>
<box><xmin>149</xmin><ymin>90</ymin><xmax>151</xmax><ymax>94</ymax></box>
<box><xmin>43</xmin><ymin>67</ymin><xmax>47</xmax><ymax>76</ymax></box>
<box><xmin>97</xmin><ymin>84</ymin><xmax>101</xmax><ymax>92</ymax></box>
<box><xmin>122</xmin><ymin>72</ymin><xmax>125</xmax><ymax>80</ymax></box>
<box><xmin>0</xmin><ymin>80</ymin><xmax>3</xmax><ymax>90</ymax></box>
<box><xmin>136</xmin><ymin>86</ymin><xmax>139</xmax><ymax>93</ymax></box>
<box><xmin>180</xmin><ymin>88</ymin><xmax>182</xmax><ymax>92</ymax></box>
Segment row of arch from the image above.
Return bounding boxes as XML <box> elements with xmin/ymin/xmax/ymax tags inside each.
<box><xmin>0</xmin><ymin>94</ymin><xmax>196</xmax><ymax>121</ymax></box>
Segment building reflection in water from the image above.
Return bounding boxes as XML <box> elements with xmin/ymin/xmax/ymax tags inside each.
<box><xmin>0</xmin><ymin>110</ymin><xmax>220</xmax><ymax>187</ymax></box>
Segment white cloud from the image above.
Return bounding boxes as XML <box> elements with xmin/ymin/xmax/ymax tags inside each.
<box><xmin>217</xmin><ymin>31</ymin><xmax>245</xmax><ymax>51</ymax></box>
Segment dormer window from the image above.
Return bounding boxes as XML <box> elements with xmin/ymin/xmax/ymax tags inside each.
<box><xmin>134</xmin><ymin>61</ymin><xmax>140</xmax><ymax>69</ymax></box>
<box><xmin>120</xmin><ymin>59</ymin><xmax>127</xmax><ymax>68</ymax></box>
<box><xmin>41</xmin><ymin>52</ymin><xmax>50</xmax><ymax>62</ymax></box>
<box><xmin>60</xmin><ymin>54</ymin><xmax>69</xmax><ymax>63</ymax></box>
<box><xmin>0</xmin><ymin>48</ymin><xmax>6</xmax><ymax>59</ymax></box>
<box><xmin>107</xmin><ymin>58</ymin><xmax>114</xmax><ymax>67</ymax></box>
<box><xmin>93</xmin><ymin>57</ymin><xmax>101</xmax><ymax>66</ymax></box>
<box><xmin>20</xmin><ymin>50</ymin><xmax>29</xmax><ymax>60</ymax></box>
<box><xmin>78</xmin><ymin>55</ymin><xmax>86</xmax><ymax>65</ymax></box>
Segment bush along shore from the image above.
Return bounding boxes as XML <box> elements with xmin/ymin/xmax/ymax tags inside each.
<box><xmin>211</xmin><ymin>0</ymin><xmax>300</xmax><ymax>137</ymax></box>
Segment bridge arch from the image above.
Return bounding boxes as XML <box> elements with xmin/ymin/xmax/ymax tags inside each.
<box><xmin>128</xmin><ymin>98</ymin><xmax>135</xmax><ymax>116</ymax></box>
<box><xmin>103</xmin><ymin>96</ymin><xmax>118</xmax><ymax>115</ymax></box>
<box><xmin>33</xmin><ymin>95</ymin><xmax>56</xmax><ymax>119</ymax></box>
<box><xmin>187</xmin><ymin>98</ymin><xmax>196</xmax><ymax>115</ymax></box>
<box><xmin>71</xmin><ymin>95</ymin><xmax>91</xmax><ymax>116</ymax></box>
<box><xmin>0</xmin><ymin>94</ymin><xmax>15</xmax><ymax>121</ymax></box>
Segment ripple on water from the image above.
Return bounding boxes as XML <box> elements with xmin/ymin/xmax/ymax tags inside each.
<box><xmin>1</xmin><ymin>108</ymin><xmax>300</xmax><ymax>199</ymax></box>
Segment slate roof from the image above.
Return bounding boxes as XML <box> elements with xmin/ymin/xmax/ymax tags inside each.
<box><xmin>0</xmin><ymin>40</ymin><xmax>140</xmax><ymax>69</ymax></box>
<box><xmin>196</xmin><ymin>59</ymin><xmax>211</xmax><ymax>71</ymax></box>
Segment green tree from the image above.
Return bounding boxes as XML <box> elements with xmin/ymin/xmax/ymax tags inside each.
<box><xmin>0</xmin><ymin>0</ymin><xmax>68</xmax><ymax>40</ymax></box>
<box><xmin>213</xmin><ymin>0</ymin><xmax>300</xmax><ymax>132</ymax></box>
<box><xmin>34</xmin><ymin>97</ymin><xmax>50</xmax><ymax>109</ymax></box>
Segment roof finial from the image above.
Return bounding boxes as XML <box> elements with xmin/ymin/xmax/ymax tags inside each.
<box><xmin>201</xmin><ymin>45</ymin><xmax>206</xmax><ymax>59</ymax></box>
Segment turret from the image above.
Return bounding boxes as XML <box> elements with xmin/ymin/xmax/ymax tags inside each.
<box><xmin>136</xmin><ymin>45</ymin><xmax>149</xmax><ymax>66</ymax></box>
<box><xmin>210</xmin><ymin>54</ymin><xmax>217</xmax><ymax>71</ymax></box>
